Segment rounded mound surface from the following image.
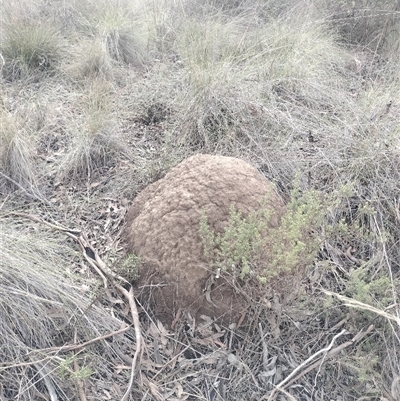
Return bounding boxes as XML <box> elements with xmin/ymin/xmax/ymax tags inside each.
<box><xmin>125</xmin><ymin>154</ymin><xmax>284</xmax><ymax>325</ymax></box>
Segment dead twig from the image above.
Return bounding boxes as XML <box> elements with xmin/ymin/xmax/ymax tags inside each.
<box><xmin>267</xmin><ymin>329</ymin><xmax>347</xmax><ymax>401</ymax></box>
<box><xmin>265</xmin><ymin>324</ymin><xmax>375</xmax><ymax>400</ymax></box>
<box><xmin>8</xmin><ymin>212</ymin><xmax>81</xmax><ymax>235</ymax></box>
<box><xmin>323</xmin><ymin>290</ymin><xmax>400</xmax><ymax>326</ymax></box>
<box><xmin>116</xmin><ymin>285</ymin><xmax>142</xmax><ymax>401</ymax></box>
<box><xmin>33</xmin><ymin>363</ymin><xmax>58</xmax><ymax>401</ymax></box>
<box><xmin>0</xmin><ymin>326</ymin><xmax>132</xmax><ymax>371</ymax></box>
<box><xmin>70</xmin><ymin>233</ymin><xmax>142</xmax><ymax>400</ymax></box>
<box><xmin>74</xmin><ymin>329</ymin><xmax>88</xmax><ymax>401</ymax></box>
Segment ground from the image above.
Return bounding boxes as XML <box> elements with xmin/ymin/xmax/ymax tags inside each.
<box><xmin>1</xmin><ymin>1</ymin><xmax>400</xmax><ymax>400</ymax></box>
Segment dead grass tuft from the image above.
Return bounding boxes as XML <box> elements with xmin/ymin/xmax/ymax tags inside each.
<box><xmin>0</xmin><ymin>16</ymin><xmax>62</xmax><ymax>82</ymax></box>
<box><xmin>0</xmin><ymin>218</ymin><xmax>129</xmax><ymax>400</ymax></box>
<box><xmin>321</xmin><ymin>0</ymin><xmax>400</xmax><ymax>55</ymax></box>
<box><xmin>171</xmin><ymin>6</ymin><xmax>352</xmax><ymax>155</ymax></box>
<box><xmin>68</xmin><ymin>0</ymin><xmax>149</xmax><ymax>67</ymax></box>
<box><xmin>57</xmin><ymin>79</ymin><xmax>128</xmax><ymax>181</ymax></box>
<box><xmin>0</xmin><ymin>111</ymin><xmax>38</xmax><ymax>194</ymax></box>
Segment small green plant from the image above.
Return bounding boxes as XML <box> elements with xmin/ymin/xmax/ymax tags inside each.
<box><xmin>346</xmin><ymin>265</ymin><xmax>393</xmax><ymax>308</ymax></box>
<box><xmin>265</xmin><ymin>185</ymin><xmax>325</xmax><ymax>280</ymax></box>
<box><xmin>116</xmin><ymin>253</ymin><xmax>142</xmax><ymax>282</ymax></box>
<box><xmin>59</xmin><ymin>355</ymin><xmax>93</xmax><ymax>380</ymax></box>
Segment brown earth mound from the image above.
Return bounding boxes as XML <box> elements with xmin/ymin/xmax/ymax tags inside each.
<box><xmin>124</xmin><ymin>154</ymin><xmax>284</xmax><ymax>326</ymax></box>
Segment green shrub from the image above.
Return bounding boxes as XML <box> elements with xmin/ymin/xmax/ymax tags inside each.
<box><xmin>265</xmin><ymin>185</ymin><xmax>325</xmax><ymax>280</ymax></box>
<box><xmin>199</xmin><ymin>183</ymin><xmax>325</xmax><ymax>283</ymax></box>
<box><xmin>200</xmin><ymin>204</ymin><xmax>272</xmax><ymax>279</ymax></box>
<box><xmin>346</xmin><ymin>265</ymin><xmax>393</xmax><ymax>308</ymax></box>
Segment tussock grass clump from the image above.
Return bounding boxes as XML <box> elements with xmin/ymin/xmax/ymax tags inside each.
<box><xmin>0</xmin><ymin>220</ymin><xmax>124</xmax><ymax>400</ymax></box>
<box><xmin>0</xmin><ymin>111</ymin><xmax>37</xmax><ymax>193</ymax></box>
<box><xmin>174</xmin><ymin>14</ymin><xmax>262</xmax><ymax>148</ymax></box>
<box><xmin>185</xmin><ymin>0</ymin><xmax>304</xmax><ymax>17</ymax></box>
<box><xmin>58</xmin><ymin>79</ymin><xmax>126</xmax><ymax>181</ymax></box>
<box><xmin>66</xmin><ymin>38</ymin><xmax>114</xmax><ymax>80</ymax></box>
<box><xmin>248</xmin><ymin>15</ymin><xmax>349</xmax><ymax>84</ymax></box>
<box><xmin>173</xmin><ymin>6</ymin><xmax>352</xmax><ymax>153</ymax></box>
<box><xmin>68</xmin><ymin>0</ymin><xmax>149</xmax><ymax>71</ymax></box>
<box><xmin>0</xmin><ymin>19</ymin><xmax>62</xmax><ymax>81</ymax></box>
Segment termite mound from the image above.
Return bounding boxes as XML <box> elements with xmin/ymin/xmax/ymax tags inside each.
<box><xmin>124</xmin><ymin>154</ymin><xmax>284</xmax><ymax>326</ymax></box>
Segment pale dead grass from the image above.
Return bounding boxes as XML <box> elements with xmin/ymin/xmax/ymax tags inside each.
<box><xmin>66</xmin><ymin>0</ymin><xmax>150</xmax><ymax>69</ymax></box>
<box><xmin>57</xmin><ymin>79</ymin><xmax>129</xmax><ymax>182</ymax></box>
<box><xmin>0</xmin><ymin>218</ymin><xmax>129</xmax><ymax>400</ymax></box>
<box><xmin>0</xmin><ymin>109</ymin><xmax>38</xmax><ymax>195</ymax></box>
<box><xmin>320</xmin><ymin>0</ymin><xmax>400</xmax><ymax>55</ymax></box>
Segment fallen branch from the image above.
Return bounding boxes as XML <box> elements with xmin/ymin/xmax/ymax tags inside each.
<box><xmin>323</xmin><ymin>289</ymin><xmax>400</xmax><ymax>326</ymax></box>
<box><xmin>74</xmin><ymin>330</ymin><xmax>88</xmax><ymax>401</ymax></box>
<box><xmin>8</xmin><ymin>212</ymin><xmax>81</xmax><ymax>235</ymax></box>
<box><xmin>267</xmin><ymin>329</ymin><xmax>346</xmax><ymax>401</ymax></box>
<box><xmin>0</xmin><ymin>326</ymin><xmax>132</xmax><ymax>371</ymax></box>
<box><xmin>33</xmin><ymin>363</ymin><xmax>58</xmax><ymax>401</ymax></box>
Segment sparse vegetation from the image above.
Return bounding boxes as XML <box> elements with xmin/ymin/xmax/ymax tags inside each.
<box><xmin>115</xmin><ymin>252</ymin><xmax>142</xmax><ymax>282</ymax></box>
<box><xmin>59</xmin><ymin>354</ymin><xmax>93</xmax><ymax>381</ymax></box>
<box><xmin>1</xmin><ymin>0</ymin><xmax>400</xmax><ymax>399</ymax></box>
<box><xmin>267</xmin><ymin>185</ymin><xmax>325</xmax><ymax>276</ymax></box>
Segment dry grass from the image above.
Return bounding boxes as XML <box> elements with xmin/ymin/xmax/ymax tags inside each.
<box><xmin>57</xmin><ymin>79</ymin><xmax>128</xmax><ymax>181</ymax></box>
<box><xmin>320</xmin><ymin>0</ymin><xmax>400</xmax><ymax>54</ymax></box>
<box><xmin>0</xmin><ymin>110</ymin><xmax>38</xmax><ymax>195</ymax></box>
<box><xmin>67</xmin><ymin>0</ymin><xmax>150</xmax><ymax>68</ymax></box>
<box><xmin>169</xmin><ymin>5</ymin><xmax>353</xmax><ymax>158</ymax></box>
<box><xmin>0</xmin><ymin>7</ymin><xmax>62</xmax><ymax>82</ymax></box>
<box><xmin>65</xmin><ymin>38</ymin><xmax>115</xmax><ymax>81</ymax></box>
<box><xmin>0</xmin><ymin>218</ymin><xmax>129</xmax><ymax>400</ymax></box>
<box><xmin>0</xmin><ymin>0</ymin><xmax>399</xmax><ymax>399</ymax></box>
